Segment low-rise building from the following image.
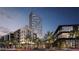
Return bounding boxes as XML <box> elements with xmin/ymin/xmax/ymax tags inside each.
<box><xmin>53</xmin><ymin>24</ymin><xmax>79</xmax><ymax>49</ymax></box>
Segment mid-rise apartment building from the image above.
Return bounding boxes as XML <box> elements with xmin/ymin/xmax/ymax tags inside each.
<box><xmin>14</xmin><ymin>29</ymin><xmax>20</xmax><ymax>43</ymax></box>
<box><xmin>20</xmin><ymin>25</ymin><xmax>31</xmax><ymax>44</ymax></box>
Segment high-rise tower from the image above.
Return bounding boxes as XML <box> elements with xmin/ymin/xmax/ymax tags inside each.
<box><xmin>29</xmin><ymin>12</ymin><xmax>42</xmax><ymax>38</ymax></box>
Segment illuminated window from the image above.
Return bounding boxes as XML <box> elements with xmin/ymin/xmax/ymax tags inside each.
<box><xmin>58</xmin><ymin>33</ymin><xmax>70</xmax><ymax>38</ymax></box>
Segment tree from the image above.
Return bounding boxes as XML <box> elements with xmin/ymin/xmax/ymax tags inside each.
<box><xmin>46</xmin><ymin>31</ymin><xmax>54</xmax><ymax>43</ymax></box>
<box><xmin>70</xmin><ymin>31</ymin><xmax>79</xmax><ymax>38</ymax></box>
<box><xmin>44</xmin><ymin>31</ymin><xmax>54</xmax><ymax>48</ymax></box>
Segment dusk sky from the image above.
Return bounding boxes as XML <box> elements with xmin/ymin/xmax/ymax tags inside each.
<box><xmin>0</xmin><ymin>7</ymin><xmax>79</xmax><ymax>35</ymax></box>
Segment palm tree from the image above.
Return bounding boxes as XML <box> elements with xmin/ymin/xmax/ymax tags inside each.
<box><xmin>32</xmin><ymin>37</ymin><xmax>41</xmax><ymax>48</ymax></box>
<box><xmin>44</xmin><ymin>31</ymin><xmax>54</xmax><ymax>48</ymax></box>
<box><xmin>70</xmin><ymin>31</ymin><xmax>79</xmax><ymax>38</ymax></box>
<box><xmin>69</xmin><ymin>30</ymin><xmax>79</xmax><ymax>48</ymax></box>
<box><xmin>69</xmin><ymin>31</ymin><xmax>74</xmax><ymax>38</ymax></box>
<box><xmin>75</xmin><ymin>31</ymin><xmax>79</xmax><ymax>38</ymax></box>
<box><xmin>47</xmin><ymin>31</ymin><xmax>54</xmax><ymax>43</ymax></box>
<box><xmin>12</xmin><ymin>39</ymin><xmax>19</xmax><ymax>48</ymax></box>
<box><xmin>0</xmin><ymin>38</ymin><xmax>5</xmax><ymax>48</ymax></box>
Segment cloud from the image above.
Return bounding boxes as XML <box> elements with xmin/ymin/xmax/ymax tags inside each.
<box><xmin>0</xmin><ymin>8</ymin><xmax>13</xmax><ymax>20</ymax></box>
<box><xmin>0</xmin><ymin>8</ymin><xmax>26</xmax><ymax>33</ymax></box>
<box><xmin>0</xmin><ymin>32</ymin><xmax>7</xmax><ymax>36</ymax></box>
<box><xmin>0</xmin><ymin>8</ymin><xmax>22</xmax><ymax>20</ymax></box>
<box><xmin>0</xmin><ymin>26</ymin><xmax>10</xmax><ymax>36</ymax></box>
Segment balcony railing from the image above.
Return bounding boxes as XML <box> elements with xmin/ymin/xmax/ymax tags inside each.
<box><xmin>58</xmin><ymin>35</ymin><xmax>79</xmax><ymax>39</ymax></box>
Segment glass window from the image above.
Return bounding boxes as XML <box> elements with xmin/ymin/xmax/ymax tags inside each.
<box><xmin>78</xmin><ymin>26</ymin><xmax>79</xmax><ymax>30</ymax></box>
<box><xmin>58</xmin><ymin>33</ymin><xmax>70</xmax><ymax>38</ymax></box>
<box><xmin>62</xmin><ymin>26</ymin><xmax>73</xmax><ymax>31</ymax></box>
<box><xmin>71</xmin><ymin>40</ymin><xmax>75</xmax><ymax>48</ymax></box>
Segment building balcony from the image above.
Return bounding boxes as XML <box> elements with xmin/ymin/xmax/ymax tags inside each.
<box><xmin>57</xmin><ymin>35</ymin><xmax>79</xmax><ymax>39</ymax></box>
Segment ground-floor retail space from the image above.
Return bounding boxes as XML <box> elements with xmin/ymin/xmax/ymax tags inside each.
<box><xmin>53</xmin><ymin>38</ymin><xmax>79</xmax><ymax>49</ymax></box>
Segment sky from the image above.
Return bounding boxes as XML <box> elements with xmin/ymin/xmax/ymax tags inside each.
<box><xmin>0</xmin><ymin>7</ymin><xmax>79</xmax><ymax>36</ymax></box>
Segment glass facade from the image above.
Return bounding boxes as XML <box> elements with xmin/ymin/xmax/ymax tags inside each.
<box><xmin>55</xmin><ymin>26</ymin><xmax>79</xmax><ymax>49</ymax></box>
<box><xmin>58</xmin><ymin>39</ymin><xmax>79</xmax><ymax>48</ymax></box>
<box><xmin>56</xmin><ymin>26</ymin><xmax>73</xmax><ymax>37</ymax></box>
<box><xmin>61</xmin><ymin>26</ymin><xmax>73</xmax><ymax>31</ymax></box>
<box><xmin>58</xmin><ymin>33</ymin><xmax>70</xmax><ymax>38</ymax></box>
